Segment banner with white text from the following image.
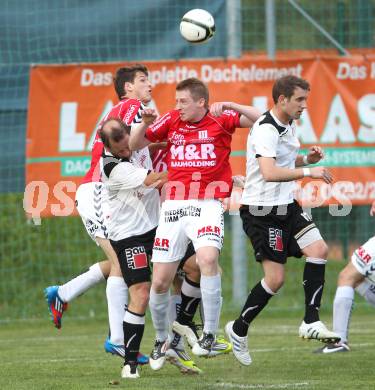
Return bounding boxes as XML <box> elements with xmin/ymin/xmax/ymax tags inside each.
<box><xmin>25</xmin><ymin>57</ymin><xmax>375</xmax><ymax>217</ymax></box>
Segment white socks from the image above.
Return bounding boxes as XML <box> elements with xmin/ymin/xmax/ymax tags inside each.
<box><xmin>356</xmin><ymin>280</ymin><xmax>375</xmax><ymax>307</ymax></box>
<box><xmin>200</xmin><ymin>274</ymin><xmax>221</xmax><ymax>334</ymax></box>
<box><xmin>333</xmin><ymin>286</ymin><xmax>354</xmax><ymax>344</ymax></box>
<box><xmin>149</xmin><ymin>289</ymin><xmax>170</xmax><ymax>342</ymax></box>
<box><xmin>106</xmin><ymin>276</ymin><xmax>128</xmax><ymax>345</ymax></box>
<box><xmin>58</xmin><ymin>263</ymin><xmax>105</xmax><ymax>302</ymax></box>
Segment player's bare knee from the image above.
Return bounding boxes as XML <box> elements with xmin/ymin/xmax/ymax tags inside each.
<box><xmin>98</xmin><ymin>260</ymin><xmax>111</xmax><ymax>278</ymax></box>
<box><xmin>264</xmin><ymin>275</ymin><xmax>284</xmax><ymax>292</ymax></box>
<box><xmin>131</xmin><ymin>283</ymin><xmax>150</xmax><ymax>311</ymax></box>
<box><xmin>152</xmin><ymin>277</ymin><xmax>170</xmax><ymax>293</ymax></box>
<box><xmin>338</xmin><ymin>264</ymin><xmax>359</xmax><ymax>287</ymax></box>
<box><xmin>185</xmin><ymin>268</ymin><xmax>200</xmax><ymax>284</ymax></box>
<box><xmin>313</xmin><ymin>241</ymin><xmax>329</xmax><ymax>259</ymax></box>
<box><xmin>197</xmin><ymin>255</ymin><xmax>218</xmax><ymax>272</ymax></box>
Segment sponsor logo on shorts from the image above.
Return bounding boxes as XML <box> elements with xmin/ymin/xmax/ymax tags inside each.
<box><xmin>269</xmin><ymin>228</ymin><xmax>283</xmax><ymax>252</ymax></box>
<box><xmin>164</xmin><ymin>206</ymin><xmax>201</xmax><ymax>222</ymax></box>
<box><xmin>197</xmin><ymin>225</ymin><xmax>221</xmax><ymax>241</ymax></box>
<box><xmin>85</xmin><ymin>219</ymin><xmax>99</xmax><ymax>235</ymax></box>
<box><xmin>125</xmin><ymin>246</ymin><xmax>148</xmax><ymax>269</ymax></box>
<box><xmin>357</xmin><ymin>246</ymin><xmax>372</xmax><ymax>264</ymax></box>
<box><xmin>153</xmin><ymin>237</ymin><xmax>170</xmax><ymax>252</ymax></box>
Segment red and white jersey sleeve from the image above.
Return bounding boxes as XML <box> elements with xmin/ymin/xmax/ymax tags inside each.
<box><xmin>82</xmin><ymin>98</ymin><xmax>145</xmax><ymax>184</ymax></box>
<box><xmin>152</xmin><ymin>149</ymin><xmax>168</xmax><ymax>173</ymax></box>
<box><xmin>217</xmin><ymin>109</ymin><xmax>241</xmax><ymax>134</ymax></box>
<box><xmin>145</xmin><ymin>111</ymin><xmax>173</xmax><ymax>143</ymax></box>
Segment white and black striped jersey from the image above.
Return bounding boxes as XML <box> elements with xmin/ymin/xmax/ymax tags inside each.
<box><xmin>241</xmin><ymin>110</ymin><xmax>300</xmax><ymax>206</ymax></box>
<box><xmin>101</xmin><ymin>150</ymin><xmax>159</xmax><ymax>242</ymax></box>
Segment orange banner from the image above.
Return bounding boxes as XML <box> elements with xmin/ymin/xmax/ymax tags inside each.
<box><xmin>25</xmin><ymin>57</ymin><xmax>375</xmax><ymax>218</ymax></box>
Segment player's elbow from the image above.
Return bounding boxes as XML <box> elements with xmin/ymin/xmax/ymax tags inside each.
<box><xmin>260</xmin><ymin>169</ymin><xmax>274</xmax><ymax>182</ymax></box>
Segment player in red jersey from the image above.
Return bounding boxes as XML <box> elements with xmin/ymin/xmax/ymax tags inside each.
<box><xmin>44</xmin><ymin>65</ymin><xmax>152</xmax><ymax>364</ymax></box>
<box><xmin>129</xmin><ymin>78</ymin><xmax>261</xmax><ymax>368</ymax></box>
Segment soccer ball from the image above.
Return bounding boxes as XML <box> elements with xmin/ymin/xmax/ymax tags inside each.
<box><xmin>180</xmin><ymin>9</ymin><xmax>215</xmax><ymax>43</ymax></box>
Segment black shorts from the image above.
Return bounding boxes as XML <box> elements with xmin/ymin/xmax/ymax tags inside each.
<box><xmin>240</xmin><ymin>200</ymin><xmax>316</xmax><ymax>264</ymax></box>
<box><xmin>110</xmin><ymin>227</ymin><xmax>156</xmax><ymax>287</ymax></box>
<box><xmin>177</xmin><ymin>241</ymin><xmax>196</xmax><ymax>272</ymax></box>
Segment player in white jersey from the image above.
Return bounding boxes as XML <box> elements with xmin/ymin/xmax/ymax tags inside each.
<box><xmin>99</xmin><ymin>118</ymin><xmax>167</xmax><ymax>378</ymax></box>
<box><xmin>44</xmin><ymin>65</ymin><xmax>153</xmax><ymax>365</ymax></box>
<box><xmin>100</xmin><ymin>118</ymin><xmax>225</xmax><ymax>376</ymax></box>
<box><xmin>315</xmin><ymin>200</ymin><xmax>375</xmax><ymax>353</ymax></box>
<box><xmin>225</xmin><ymin>75</ymin><xmax>340</xmax><ymax>366</ymax></box>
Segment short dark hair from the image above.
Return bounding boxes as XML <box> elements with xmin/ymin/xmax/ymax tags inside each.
<box><xmin>99</xmin><ymin>118</ymin><xmax>130</xmax><ymax>148</ymax></box>
<box><xmin>272</xmin><ymin>75</ymin><xmax>310</xmax><ymax>104</ymax></box>
<box><xmin>176</xmin><ymin>78</ymin><xmax>209</xmax><ymax>108</ymax></box>
<box><xmin>113</xmin><ymin>64</ymin><xmax>149</xmax><ymax>100</ymax></box>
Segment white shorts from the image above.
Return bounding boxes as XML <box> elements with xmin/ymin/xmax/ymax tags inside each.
<box><xmin>75</xmin><ymin>182</ymin><xmax>110</xmax><ymax>242</ymax></box>
<box><xmin>152</xmin><ymin>199</ymin><xmax>224</xmax><ymax>263</ymax></box>
<box><xmin>351</xmin><ymin>236</ymin><xmax>375</xmax><ymax>283</ymax></box>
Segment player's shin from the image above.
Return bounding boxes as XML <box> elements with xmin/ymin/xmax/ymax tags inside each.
<box><xmin>200</xmin><ymin>274</ymin><xmax>221</xmax><ymax>334</ymax></box>
<box><xmin>123</xmin><ymin>310</ymin><xmax>145</xmax><ymax>364</ymax></box>
<box><xmin>149</xmin><ymin>289</ymin><xmax>170</xmax><ymax>341</ymax></box>
<box><xmin>333</xmin><ymin>286</ymin><xmax>354</xmax><ymax>344</ymax></box>
<box><xmin>177</xmin><ymin>277</ymin><xmax>201</xmax><ymax>325</ymax></box>
<box><xmin>233</xmin><ymin>278</ymin><xmax>275</xmax><ymax>337</ymax></box>
<box><xmin>303</xmin><ymin>258</ymin><xmax>326</xmax><ymax>323</ymax></box>
<box><xmin>58</xmin><ymin>263</ymin><xmax>105</xmax><ymax>302</ymax></box>
<box><xmin>168</xmin><ymin>294</ymin><xmax>183</xmax><ymax>348</ymax></box>
<box><xmin>106</xmin><ymin>276</ymin><xmax>128</xmax><ymax>345</ymax></box>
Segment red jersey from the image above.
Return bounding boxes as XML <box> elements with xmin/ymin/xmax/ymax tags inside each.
<box><xmin>82</xmin><ymin>99</ymin><xmax>144</xmax><ymax>184</ymax></box>
<box><xmin>146</xmin><ymin>109</ymin><xmax>241</xmax><ymax>200</ymax></box>
<box><xmin>152</xmin><ymin>149</ymin><xmax>168</xmax><ymax>173</ymax></box>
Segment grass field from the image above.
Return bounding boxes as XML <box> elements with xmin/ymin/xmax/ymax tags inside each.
<box><xmin>2</xmin><ymin>307</ymin><xmax>374</xmax><ymax>390</ymax></box>
<box><xmin>1</xmin><ymin>197</ymin><xmax>374</xmax><ymax>389</ymax></box>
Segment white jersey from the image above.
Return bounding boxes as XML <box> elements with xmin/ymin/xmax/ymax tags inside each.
<box><xmin>241</xmin><ymin>110</ymin><xmax>300</xmax><ymax>206</ymax></box>
<box><xmin>351</xmin><ymin>236</ymin><xmax>375</xmax><ymax>283</ymax></box>
<box><xmin>101</xmin><ymin>147</ymin><xmax>159</xmax><ymax>241</ymax></box>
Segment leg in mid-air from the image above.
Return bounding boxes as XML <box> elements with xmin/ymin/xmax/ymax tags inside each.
<box><xmin>45</xmin><ymin>182</ymin><xmax>111</xmax><ymax>329</ymax></box>
<box><xmin>44</xmin><ymin>259</ymin><xmax>109</xmax><ymax>329</ymax></box>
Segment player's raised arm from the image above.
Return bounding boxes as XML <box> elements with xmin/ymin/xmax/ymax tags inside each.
<box><xmin>210</xmin><ymin>102</ymin><xmax>262</xmax><ymax>127</ymax></box>
<box><xmin>129</xmin><ymin>108</ymin><xmax>156</xmax><ymax>151</ymax></box>
<box><xmin>143</xmin><ymin>171</ymin><xmax>168</xmax><ymax>189</ymax></box>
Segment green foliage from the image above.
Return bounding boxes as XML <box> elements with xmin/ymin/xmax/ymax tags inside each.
<box><xmin>0</xmin><ymin>193</ymin><xmax>373</xmax><ymax>320</ymax></box>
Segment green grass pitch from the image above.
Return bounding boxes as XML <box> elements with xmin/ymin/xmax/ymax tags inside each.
<box><xmin>1</xmin><ymin>309</ymin><xmax>374</xmax><ymax>390</ymax></box>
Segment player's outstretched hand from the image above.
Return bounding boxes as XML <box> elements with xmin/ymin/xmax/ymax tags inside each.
<box><xmin>306</xmin><ymin>146</ymin><xmax>324</xmax><ymax>164</ymax></box>
<box><xmin>310</xmin><ymin>166</ymin><xmax>332</xmax><ymax>183</ymax></box>
<box><xmin>210</xmin><ymin>102</ymin><xmax>231</xmax><ymax>117</ymax></box>
<box><xmin>141</xmin><ymin>108</ymin><xmax>157</xmax><ymax>125</ymax></box>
